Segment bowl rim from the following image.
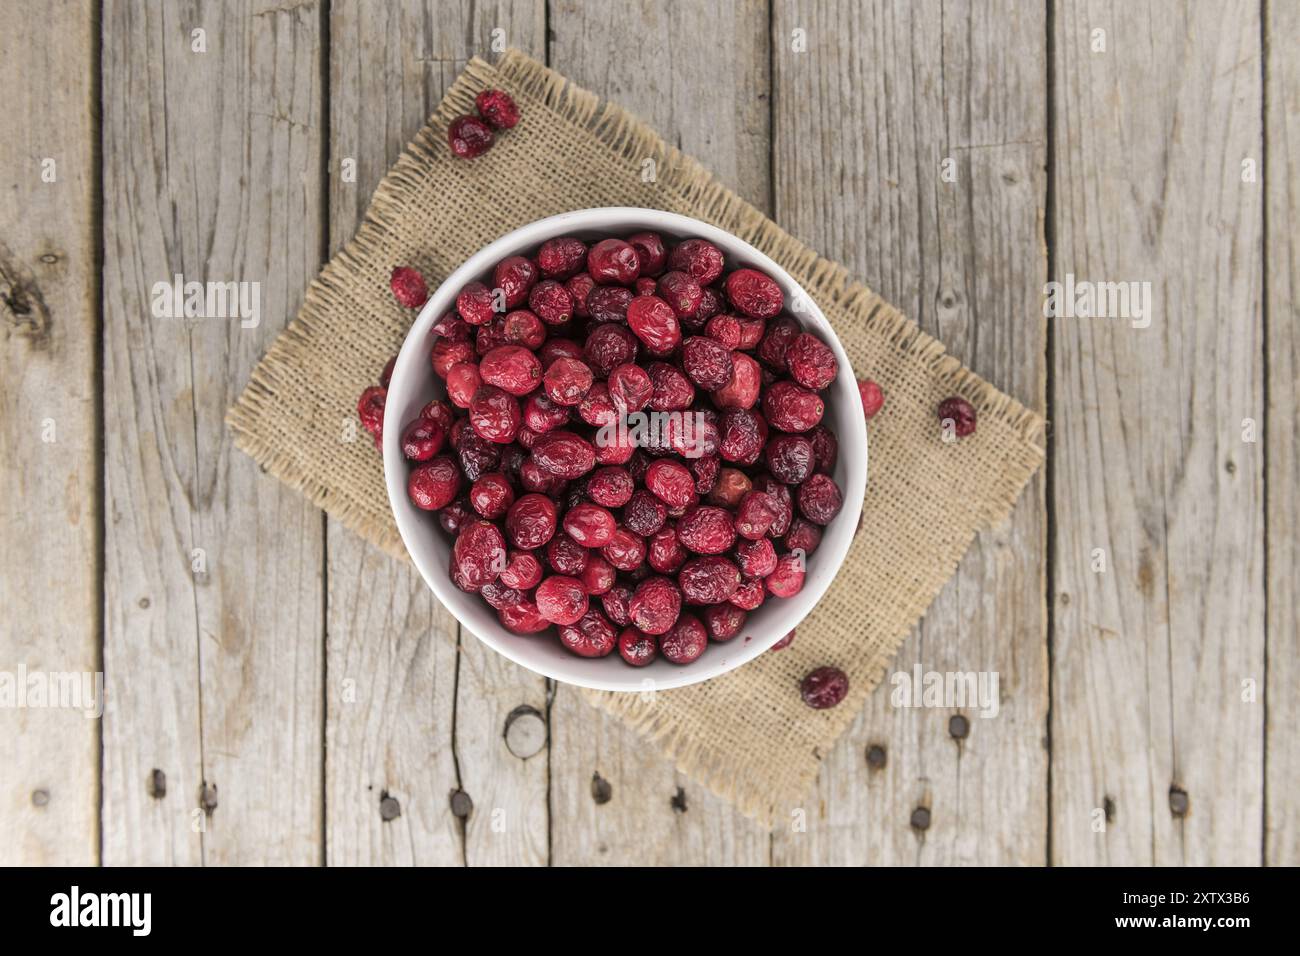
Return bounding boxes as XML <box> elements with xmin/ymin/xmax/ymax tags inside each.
<box><xmin>384</xmin><ymin>207</ymin><xmax>867</xmax><ymax>692</ymax></box>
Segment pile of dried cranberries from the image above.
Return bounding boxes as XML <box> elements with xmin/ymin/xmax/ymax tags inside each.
<box><xmin>388</xmin><ymin>232</ymin><xmax>854</xmax><ymax>668</ymax></box>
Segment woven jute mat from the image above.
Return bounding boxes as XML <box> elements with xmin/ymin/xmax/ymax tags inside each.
<box><xmin>227</xmin><ymin>50</ymin><xmax>1043</xmax><ymax>827</ymax></box>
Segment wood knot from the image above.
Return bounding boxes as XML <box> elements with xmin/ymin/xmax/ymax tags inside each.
<box><xmin>503</xmin><ymin>704</ymin><xmax>547</xmax><ymax>759</ymax></box>
<box><xmin>200</xmin><ymin>782</ymin><xmax>218</xmax><ymax>814</ymax></box>
<box><xmin>379</xmin><ymin>791</ymin><xmax>401</xmax><ymax>821</ymax></box>
<box><xmin>1169</xmin><ymin>785</ymin><xmax>1189</xmax><ymax>817</ymax></box>
<box><xmin>948</xmin><ymin>714</ymin><xmax>970</xmax><ymax>740</ymax></box>
<box><xmin>0</xmin><ymin>243</ymin><xmax>52</xmax><ymax>347</ymax></box>
<box><xmin>31</xmin><ymin>789</ymin><xmax>50</xmax><ymax>808</ymax></box>
<box><xmin>910</xmin><ymin>806</ymin><xmax>931</xmax><ymax>831</ymax></box>
<box><xmin>670</xmin><ymin>786</ymin><xmax>688</xmax><ymax>813</ymax></box>
<box><xmin>590</xmin><ymin>772</ymin><xmax>612</xmax><ymax>805</ymax></box>
<box><xmin>449</xmin><ymin>788</ymin><xmax>473</xmax><ymax>818</ymax></box>
<box><xmin>148</xmin><ymin>769</ymin><xmax>166</xmax><ymax>799</ymax></box>
<box><xmin>865</xmin><ymin>744</ymin><xmax>887</xmax><ymax>769</ymax></box>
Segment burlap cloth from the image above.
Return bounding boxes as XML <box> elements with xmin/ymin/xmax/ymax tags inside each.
<box><xmin>227</xmin><ymin>51</ymin><xmax>1043</xmax><ymax>827</ymax></box>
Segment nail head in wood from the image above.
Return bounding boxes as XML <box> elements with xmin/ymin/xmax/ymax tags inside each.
<box><xmin>1168</xmin><ymin>785</ymin><xmax>1189</xmax><ymax>817</ymax></box>
<box><xmin>200</xmin><ymin>783</ymin><xmax>218</xmax><ymax>813</ymax></box>
<box><xmin>379</xmin><ymin>792</ymin><xmax>401</xmax><ymax>821</ymax></box>
<box><xmin>590</xmin><ymin>772</ymin><xmax>612</xmax><ymax>805</ymax></box>
<box><xmin>670</xmin><ymin>786</ymin><xmax>687</xmax><ymax>813</ymax></box>
<box><xmin>449</xmin><ymin>788</ymin><xmax>473</xmax><ymax>818</ymax></box>
<box><xmin>503</xmin><ymin>704</ymin><xmax>547</xmax><ymax>759</ymax></box>
<box><xmin>865</xmin><ymin>744</ymin><xmax>887</xmax><ymax>769</ymax></box>
<box><xmin>910</xmin><ymin>806</ymin><xmax>931</xmax><ymax>831</ymax></box>
<box><xmin>31</xmin><ymin>789</ymin><xmax>49</xmax><ymax>807</ymax></box>
<box><xmin>948</xmin><ymin>714</ymin><xmax>970</xmax><ymax>739</ymax></box>
<box><xmin>148</xmin><ymin>768</ymin><xmax>166</xmax><ymax>798</ymax></box>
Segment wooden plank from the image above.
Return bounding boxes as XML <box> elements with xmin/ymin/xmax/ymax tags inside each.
<box><xmin>0</xmin><ymin>0</ymin><xmax>100</xmax><ymax>866</ymax></box>
<box><xmin>768</xmin><ymin>0</ymin><xmax>1049</xmax><ymax>865</ymax></box>
<box><xmin>547</xmin><ymin>0</ymin><xmax>773</xmax><ymax>865</ymax></box>
<box><xmin>1265</xmin><ymin>0</ymin><xmax>1299</xmax><ymax>867</ymax></box>
<box><xmin>101</xmin><ymin>0</ymin><xmax>325</xmax><ymax>865</ymax></box>
<box><xmin>324</xmin><ymin>0</ymin><xmax>547</xmax><ymax>867</ymax></box>
<box><xmin>1050</xmin><ymin>0</ymin><xmax>1264</xmax><ymax>865</ymax></box>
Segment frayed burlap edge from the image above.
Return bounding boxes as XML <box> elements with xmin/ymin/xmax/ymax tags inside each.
<box><xmin>227</xmin><ymin>50</ymin><xmax>1045</xmax><ymax>827</ymax></box>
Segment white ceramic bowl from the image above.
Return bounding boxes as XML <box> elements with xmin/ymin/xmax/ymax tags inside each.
<box><xmin>385</xmin><ymin>208</ymin><xmax>867</xmax><ymax>691</ymax></box>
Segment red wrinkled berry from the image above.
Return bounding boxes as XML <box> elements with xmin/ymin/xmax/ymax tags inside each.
<box><xmin>469</xmin><ymin>384</ymin><xmax>521</xmax><ymax>443</ymax></box>
<box><xmin>626</xmin><ymin>232</ymin><xmax>667</xmax><ymax>276</ymax></box>
<box><xmin>529</xmin><ymin>279</ymin><xmax>574</xmax><ymax>325</ymax></box>
<box><xmin>808</xmin><ymin>425</ymin><xmax>838</xmax><ymax>474</ymax></box>
<box><xmin>581</xmin><ymin>552</ymin><xmax>617</xmax><ymax>594</ymax></box>
<box><xmin>718</xmin><ymin>408</ymin><xmax>768</xmax><ymax>464</ymax></box>
<box><xmin>729</xmin><ymin>578</ymin><xmax>766</xmax><ymax>610</ymax></box>
<box><xmin>800</xmin><ymin>666</ymin><xmax>849</xmax><ymax>709</ymax></box>
<box><xmin>539</xmin><ymin>337</ymin><xmax>584</xmax><ymax>369</ymax></box>
<box><xmin>724</xmin><ymin>267</ymin><xmax>783</xmax><ymax>319</ymax></box>
<box><xmin>358</xmin><ymin>386</ymin><xmax>387</xmax><ymax>437</ymax></box>
<box><xmin>390</xmin><ymin>266</ymin><xmax>428</xmax><ymax>309</ymax></box>
<box><xmin>475</xmin><ymin>88</ymin><xmax>519</xmax><ymax>129</ymax></box>
<box><xmin>635</xmin><ymin>277</ymin><xmax>658</xmax><ymax>296</ymax></box>
<box><xmin>538</xmin><ymin>237</ymin><xmax>587</xmax><ymax>279</ymax></box>
<box><xmin>401</xmin><ymin>418</ymin><xmax>445</xmax><ymax>461</ymax></box>
<box><xmin>566</xmin><ymin>272</ymin><xmax>597</xmax><ymax>317</ymax></box>
<box><xmin>656</xmin><ymin>271</ymin><xmax>703</xmax><ymax>319</ymax></box>
<box><xmin>532</xmin><ymin>430</ymin><xmax>596</xmax><ymax>479</ymax></box>
<box><xmin>577</xmin><ymin>381</ymin><xmax>618</xmax><ymax>428</ymax></box>
<box><xmin>587</xmin><ymin>466</ymin><xmax>634</xmax><ymax>507</ymax></box>
<box><xmin>734</xmin><ymin>491</ymin><xmax>780</xmax><ymax>540</ymax></box>
<box><xmin>438</xmin><ymin>498</ymin><xmax>472</xmax><ymax>535</ymax></box>
<box><xmin>433</xmin><ymin>311</ymin><xmax>472</xmax><ymax>341</ymax></box>
<box><xmin>858</xmin><ymin>378</ymin><xmax>884</xmax><ymax>419</ymax></box>
<box><xmin>499</xmin><ymin>600</ymin><xmax>550</xmax><ymax>634</ymax></box>
<box><xmin>784</xmin><ymin>517</ymin><xmax>823</xmax><ymax>555</ymax></box>
<box><xmin>607</xmin><ymin>363</ymin><xmax>652</xmax><ymax>414</ymax></box>
<box><xmin>645</xmin><ymin>459</ymin><xmax>695</xmax><ymax>508</ymax></box>
<box><xmin>765</xmin><ymin>552</ymin><xmax>806</xmax><ymax>599</ymax></box>
<box><xmin>503</xmin><ymin>309</ymin><xmax>546</xmax><ymax>349</ymax></box>
<box><xmin>679</xmin><ymin>556</ymin><xmax>741</xmax><ymax>605</ymax></box>
<box><xmin>420</xmin><ymin>398</ymin><xmax>455</xmax><ymax>432</ymax></box>
<box><xmin>751</xmin><ymin>475</ymin><xmax>793</xmax><ymax>537</ymax></box>
<box><xmin>432</xmin><ymin>339</ymin><xmax>475</xmax><ymax>379</ymax></box>
<box><xmin>617</xmin><ymin>627</ymin><xmax>658</xmax><ymax>666</ymax></box>
<box><xmin>711</xmin><ymin>352</ymin><xmax>761</xmax><ymax>410</ymax></box>
<box><xmin>557</xmin><ymin>608</ymin><xmax>617</xmax><ymax>657</ymax></box>
<box><xmin>448</xmin><ymin>114</ymin><xmax>494</xmax><ymax>158</ymax></box>
<box><xmin>535</xmin><ymin>575</ymin><xmax>589</xmax><ymax>626</ymax></box>
<box><xmin>629</xmin><ymin>576</ymin><xmax>682</xmax><ymax>635</ymax></box>
<box><xmin>451</xmin><ymin>520</ymin><xmax>506</xmax><ymax>591</ymax></box>
<box><xmin>623</xmin><ymin>489</ymin><xmax>668</xmax><ymax>537</ymax></box>
<box><xmin>647</xmin><ymin>362</ymin><xmax>695</xmax><ymax>412</ymax></box>
<box><xmin>786</xmin><ymin>332</ymin><xmax>839</xmax><ymax>391</ymax></box>
<box><xmin>680</xmin><ymin>336</ymin><xmax>735</xmax><ymax>391</ymax></box>
<box><xmin>660</xmin><ymin>613</ymin><xmax>708</xmax><ymax>665</ymax></box>
<box><xmin>771</xmin><ymin>629</ymin><xmax>796</xmax><ymax>650</ymax></box>
<box><xmin>584</xmin><ymin>323</ymin><xmax>639</xmax><ymax>377</ymax></box>
<box><xmin>765</xmin><ymin>434</ymin><xmax>815</xmax><ymax>484</ymax></box>
<box><xmin>493</xmin><ymin>256</ymin><xmax>538</xmax><ymax>310</ymax></box>
<box><xmin>603</xmin><ymin>585</ymin><xmax>634</xmax><ymax>626</ymax></box>
<box><xmin>626</xmin><ymin>295</ymin><xmax>681</xmax><ymax>356</ymax></box>
<box><xmin>735</xmin><ymin>317</ymin><xmax>766</xmax><ymax>350</ymax></box>
<box><xmin>798</xmin><ymin>474</ymin><xmax>843</xmax><ymax>526</ymax></box>
<box><xmin>522</xmin><ymin>392</ymin><xmax>570</xmax><ymax>434</ymax></box>
<box><xmin>468</xmin><ymin>472</ymin><xmax>514</xmax><ymax>519</ymax></box>
<box><xmin>481</xmin><ymin>580</ymin><xmax>524</xmax><ymax>610</ymax></box>
<box><xmin>505</xmin><ymin>493</ymin><xmax>557</xmax><ymax>549</ymax></box>
<box><xmin>757</xmin><ymin>316</ymin><xmax>799</xmax><ymax>371</ymax></box>
<box><xmin>675</xmin><ymin>505</ymin><xmax>737</xmax><ymax>555</ymax></box>
<box><xmin>445</xmin><ymin>362</ymin><xmax>483</xmax><ymax>408</ymax></box>
<box><xmin>702</xmin><ymin>604</ymin><xmax>746</xmax><ymax>642</ymax></box>
<box><xmin>545</xmin><ymin>534</ymin><xmax>589</xmax><ymax>576</ymax></box>
<box><xmin>500</xmin><ymin>550</ymin><xmax>543</xmax><ymax>590</ymax></box>
<box><xmin>735</xmin><ymin>537</ymin><xmax>778</xmax><ymax>579</ymax></box>
<box><xmin>762</xmin><ymin>381</ymin><xmax>824</xmax><ymax>433</ymax></box>
<box><xmin>543</xmin><ymin>357</ymin><xmax>593</xmax><ymax>406</ymax></box>
<box><xmin>587</xmin><ymin>238</ymin><xmax>641</xmax><ymax>286</ymax></box>
<box><xmin>938</xmin><ymin>396</ymin><xmax>977</xmax><ymax>437</ymax></box>
<box><xmin>706</xmin><ymin>314</ymin><xmax>742</xmax><ymax>349</ymax></box>
<box><xmin>667</xmin><ymin>239</ymin><xmax>724</xmax><ymax>285</ymax></box>
<box><xmin>409</xmin><ymin>454</ymin><xmax>463</xmax><ymax>510</ymax></box>
<box><xmin>457</xmin><ymin>281</ymin><xmax>497</xmax><ymax>325</ymax></box>
<box><xmin>708</xmin><ymin>467</ymin><xmax>752</xmax><ymax>507</ymax></box>
<box><xmin>646</xmin><ymin>526</ymin><xmax>688</xmax><ymax>574</ymax></box>
<box><xmin>478</xmin><ymin>344</ymin><xmax>541</xmax><ymax>396</ymax></box>
<box><xmin>563</xmin><ymin>502</ymin><xmax>617</xmax><ymax>548</ymax></box>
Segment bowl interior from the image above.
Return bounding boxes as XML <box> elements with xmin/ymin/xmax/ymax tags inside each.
<box><xmin>385</xmin><ymin>208</ymin><xmax>866</xmax><ymax>692</ymax></box>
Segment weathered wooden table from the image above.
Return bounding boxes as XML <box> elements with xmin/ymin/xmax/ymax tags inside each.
<box><xmin>2</xmin><ymin>0</ymin><xmax>1294</xmax><ymax>866</ymax></box>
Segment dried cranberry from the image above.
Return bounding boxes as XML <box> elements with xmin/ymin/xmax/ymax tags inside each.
<box><xmin>535</xmin><ymin>575</ymin><xmax>589</xmax><ymax>626</ymax></box>
<box><xmin>626</xmin><ymin>232</ymin><xmax>667</xmax><ymax>276</ymax></box>
<box><xmin>858</xmin><ymin>379</ymin><xmax>884</xmax><ymax>419</ymax></box>
<box><xmin>499</xmin><ymin>600</ymin><xmax>550</xmax><ymax>634</ymax></box>
<box><xmin>724</xmin><ymin>268</ymin><xmax>783</xmax><ymax>319</ymax></box>
<box><xmin>623</xmin><ymin>489</ymin><xmax>668</xmax><ymax>537</ymax></box>
<box><xmin>656</xmin><ymin>271</ymin><xmax>703</xmax><ymax>319</ymax></box>
<box><xmin>505</xmin><ymin>493</ymin><xmax>558</xmax><ymax>549</ymax></box>
<box><xmin>694</xmin><ymin>286</ymin><xmax>724</xmax><ymax>322</ymax></box>
<box><xmin>711</xmin><ymin>352</ymin><xmax>761</xmax><ymax>410</ymax></box>
<box><xmin>408</xmin><ymin>455</ymin><xmax>461</xmax><ymax>510</ymax></box>
<box><xmin>675</xmin><ymin>505</ymin><xmax>737</xmax><ymax>554</ymax></box>
<box><xmin>587</xmin><ymin>467</ymin><xmax>634</xmax><ymax>507</ymax></box>
<box><xmin>751</xmin><ymin>475</ymin><xmax>793</xmax><ymax>537</ymax></box>
<box><xmin>680</xmin><ymin>336</ymin><xmax>735</xmax><ymax>391</ymax></box>
<box><xmin>644</xmin><ymin>459</ymin><xmax>695</xmax><ymax>508</ymax></box>
<box><xmin>539</xmin><ymin>337</ymin><xmax>584</xmax><ymax>368</ymax></box>
<box><xmin>456</xmin><ymin>430</ymin><xmax>501</xmax><ymax>481</ymax></box>
<box><xmin>629</xmin><ymin>576</ymin><xmax>682</xmax><ymax>635</ymax></box>
<box><xmin>556</xmin><ymin>608</ymin><xmax>617</xmax><ymax>657</ymax></box>
<box><xmin>448</xmin><ymin>114</ymin><xmax>494</xmax><ymax>158</ymax></box>
<box><xmin>538</xmin><ymin>237</ymin><xmax>587</xmax><ymax>279</ymax></box>
<box><xmin>786</xmin><ymin>332</ymin><xmax>839</xmax><ymax>390</ymax></box>
<box><xmin>626</xmin><ymin>295</ymin><xmax>681</xmax><ymax>356</ymax></box>
<box><xmin>445</xmin><ymin>363</ymin><xmax>483</xmax><ymax>408</ymax></box>
<box><xmin>938</xmin><ymin>396</ymin><xmax>977</xmax><ymax>437</ymax></box>
<box><xmin>660</xmin><ymin>613</ymin><xmax>708</xmax><ymax>665</ymax></box>
<box><xmin>757</xmin><ymin>315</ymin><xmax>799</xmax><ymax>370</ymax></box>
<box><xmin>466</xmin><ymin>472</ymin><xmax>514</xmax><ymax>519</ymax></box>
<box><xmin>679</xmin><ymin>555</ymin><xmax>741</xmax><ymax>605</ymax></box>
<box><xmin>563</xmin><ymin>502</ymin><xmax>617</xmax><ymax>548</ymax></box>
<box><xmin>481</xmin><ymin>580</ymin><xmax>524</xmax><ymax>610</ymax></box>
<box><xmin>808</xmin><ymin>425</ymin><xmax>838</xmax><ymax>474</ymax></box>
<box><xmin>765</xmin><ymin>553</ymin><xmax>806</xmax><ymax>599</ymax></box>
<box><xmin>357</xmin><ymin>386</ymin><xmax>387</xmax><ymax>437</ymax></box>
<box><xmin>594</xmin><ymin>428</ymin><xmax>637</xmax><ymax>465</ymax></box>
<box><xmin>500</xmin><ymin>550</ymin><xmax>543</xmax><ymax>590</ymax></box>
<box><xmin>603</xmin><ymin>585</ymin><xmax>634</xmax><ymax>626</ymax></box>
<box><xmin>390</xmin><ymin>266</ymin><xmax>428</xmax><ymax>308</ymax></box>
<box><xmin>587</xmin><ymin>238</ymin><xmax>641</xmax><ymax>286</ymax></box>
<box><xmin>784</xmin><ymin>517</ymin><xmax>823</xmax><ymax>555</ymax></box>
<box><xmin>637</xmin><ymin>526</ymin><xmax>680</xmax><ymax>575</ymax></box>
<box><xmin>707</xmin><ymin>468</ymin><xmax>752</xmax><ymax>507</ymax></box>
<box><xmin>718</xmin><ymin>408</ymin><xmax>768</xmax><ymax>464</ymax></box>
<box><xmin>531</xmin><ymin>430</ymin><xmax>596</xmax><ymax>479</ymax></box>
<box><xmin>735</xmin><ymin>317</ymin><xmax>766</xmax><ymax>349</ymax></box>
<box><xmin>431</xmin><ymin>339</ymin><xmax>475</xmax><ymax>378</ymax></box>
<box><xmin>456</xmin><ymin>281</ymin><xmax>497</xmax><ymax>325</ymax></box>
<box><xmin>667</xmin><ymin>239</ymin><xmax>724</xmax><ymax>285</ymax></box>
<box><xmin>518</xmin><ymin>457</ymin><xmax>564</xmax><ymax>494</ymax></box>
<box><xmin>578</xmin><ymin>382</ymin><xmax>618</xmax><ymax>428</ymax></box>
<box><xmin>476</xmin><ymin>317</ymin><xmax>508</xmax><ymax>355</ymax></box>
<box><xmin>420</xmin><ymin>398</ymin><xmax>455</xmax><ymax>432</ymax></box>
<box><xmin>565</xmin><ymin>273</ymin><xmax>596</xmax><ymax>317</ymax></box>
<box><xmin>522</xmin><ymin>392</ymin><xmax>570</xmax><ymax>434</ymax></box>
<box><xmin>468</xmin><ymin>385</ymin><xmax>521</xmax><ymax>443</ymax></box>
<box><xmin>770</xmin><ymin>629</ymin><xmax>796</xmax><ymax>650</ymax></box>
<box><xmin>735</xmin><ymin>537</ymin><xmax>778</xmax><ymax>579</ymax></box>
<box><xmin>579</xmin><ymin>555</ymin><xmax>617</xmax><ymax>596</ymax></box>
<box><xmin>502</xmin><ymin>309</ymin><xmax>546</xmax><ymax>348</ymax></box>
<box><xmin>607</xmin><ymin>363</ymin><xmax>653</xmax><ymax>414</ymax></box>
<box><xmin>601</xmin><ymin>527</ymin><xmax>646</xmax><ymax>571</ymax></box>
<box><xmin>729</xmin><ymin>578</ymin><xmax>766</xmax><ymax>610</ymax></box>
<box><xmin>586</xmin><ymin>285</ymin><xmax>634</xmax><ymax>324</ymax></box>
<box><xmin>543</xmin><ymin>357</ymin><xmax>593</xmax><ymax>406</ymax></box>
<box><xmin>584</xmin><ymin>323</ymin><xmax>639</xmax><ymax>378</ymax></box>
<box><xmin>528</xmin><ymin>279</ymin><xmax>574</xmax><ymax>325</ymax></box>
<box><xmin>451</xmin><ymin>520</ymin><xmax>506</xmax><ymax>591</ymax></box>
<box><xmin>545</xmin><ymin>534</ymin><xmax>589</xmax><ymax>575</ymax></box>
<box><xmin>438</xmin><ymin>498</ymin><xmax>472</xmax><ymax>535</ymax></box>
<box><xmin>798</xmin><ymin>473</ymin><xmax>843</xmax><ymax>525</ymax></box>
<box><xmin>800</xmin><ymin>666</ymin><xmax>849</xmax><ymax>709</ymax></box>
<box><xmin>706</xmin><ymin>314</ymin><xmax>742</xmax><ymax>349</ymax></box>
<box><xmin>477</xmin><ymin>345</ymin><xmax>541</xmax><ymax>396</ymax></box>
<box><xmin>765</xmin><ymin>434</ymin><xmax>815</xmax><ymax>484</ymax></box>
<box><xmin>617</xmin><ymin>627</ymin><xmax>658</xmax><ymax>666</ymax></box>
<box><xmin>762</xmin><ymin>381</ymin><xmax>824</xmax><ymax>433</ymax></box>
<box><xmin>494</xmin><ymin>256</ymin><xmax>538</xmax><ymax>309</ymax></box>
<box><xmin>646</xmin><ymin>362</ymin><xmax>696</xmax><ymax>412</ymax></box>
<box><xmin>433</xmin><ymin>311</ymin><xmax>472</xmax><ymax>341</ymax></box>
<box><xmin>475</xmin><ymin>88</ymin><xmax>519</xmax><ymax>129</ymax></box>
<box><xmin>702</xmin><ymin>604</ymin><xmax>746</xmax><ymax>642</ymax></box>
<box><xmin>734</xmin><ymin>491</ymin><xmax>780</xmax><ymax>540</ymax></box>
<box><xmin>635</xmin><ymin>277</ymin><xmax>658</xmax><ymax>296</ymax></box>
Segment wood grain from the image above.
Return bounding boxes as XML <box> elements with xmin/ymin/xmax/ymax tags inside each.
<box><xmin>324</xmin><ymin>0</ymin><xmax>547</xmax><ymax>866</ymax></box>
<box><xmin>1050</xmin><ymin>0</ymin><xmax>1265</xmax><ymax>865</ymax></box>
<box><xmin>547</xmin><ymin>0</ymin><xmax>773</xmax><ymax>865</ymax></box>
<box><xmin>0</xmin><ymin>0</ymin><xmax>101</xmax><ymax>866</ymax></box>
<box><xmin>765</xmin><ymin>0</ymin><xmax>1049</xmax><ymax>866</ymax></box>
<box><xmin>1265</xmin><ymin>0</ymin><xmax>1299</xmax><ymax>867</ymax></box>
<box><xmin>101</xmin><ymin>0</ymin><xmax>325</xmax><ymax>865</ymax></box>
